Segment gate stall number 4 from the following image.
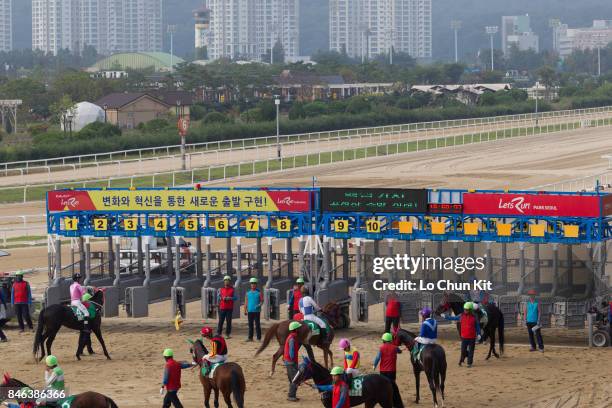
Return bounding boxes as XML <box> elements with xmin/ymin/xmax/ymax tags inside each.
<box><xmin>154</xmin><ymin>218</ymin><xmax>168</xmax><ymax>231</ymax></box>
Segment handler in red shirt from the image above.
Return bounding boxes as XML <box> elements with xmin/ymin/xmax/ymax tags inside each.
<box><xmin>160</xmin><ymin>348</ymin><xmax>194</xmax><ymax>408</ymax></box>
<box><xmin>443</xmin><ymin>302</ymin><xmax>481</xmax><ymax>367</ymax></box>
<box><xmin>373</xmin><ymin>332</ymin><xmax>402</xmax><ymax>382</ymax></box>
<box><xmin>315</xmin><ymin>366</ymin><xmax>351</xmax><ymax>408</ymax></box>
<box><xmin>217</xmin><ymin>276</ymin><xmax>237</xmax><ymax>338</ymax></box>
<box><xmin>385</xmin><ymin>292</ymin><xmax>401</xmax><ymax>333</ymax></box>
<box><xmin>287</xmin><ymin>278</ymin><xmax>305</xmax><ymax>319</ymax></box>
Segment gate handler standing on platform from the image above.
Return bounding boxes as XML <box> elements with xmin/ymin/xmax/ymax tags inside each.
<box><xmin>217</xmin><ymin>276</ymin><xmax>238</xmax><ymax>338</ymax></box>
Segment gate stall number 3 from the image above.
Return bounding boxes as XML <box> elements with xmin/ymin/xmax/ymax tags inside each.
<box><xmin>124</xmin><ymin>218</ymin><xmax>138</xmax><ymax>231</ymax></box>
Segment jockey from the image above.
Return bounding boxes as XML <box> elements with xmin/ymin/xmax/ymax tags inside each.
<box><xmin>339</xmin><ymin>338</ymin><xmax>360</xmax><ymax>382</ymax></box>
<box><xmin>201</xmin><ymin>326</ymin><xmax>228</xmax><ymax>366</ymax></box>
<box><xmin>412</xmin><ymin>307</ymin><xmax>437</xmax><ymax>361</ymax></box>
<box><xmin>36</xmin><ymin>355</ymin><xmax>65</xmax><ymax>406</ymax></box>
<box><xmin>299</xmin><ymin>287</ymin><xmax>327</xmax><ymax>340</ymax></box>
<box><xmin>69</xmin><ymin>273</ymin><xmax>89</xmax><ymax>326</ymax></box>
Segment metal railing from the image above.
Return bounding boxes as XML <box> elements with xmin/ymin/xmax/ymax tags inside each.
<box><xmin>529</xmin><ymin>171</ymin><xmax>612</xmax><ymax>192</ymax></box>
<box><xmin>2</xmin><ymin>105</ymin><xmax>612</xmax><ymax>177</ymax></box>
<box><xmin>1</xmin><ymin>109</ymin><xmax>610</xmax><ymax>205</ymax></box>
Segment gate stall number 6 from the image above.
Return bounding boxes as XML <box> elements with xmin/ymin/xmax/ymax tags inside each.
<box><xmin>215</xmin><ymin>218</ymin><xmax>229</xmax><ymax>232</ymax></box>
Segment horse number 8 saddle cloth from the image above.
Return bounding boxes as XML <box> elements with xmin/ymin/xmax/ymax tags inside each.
<box><xmin>348</xmin><ymin>376</ymin><xmax>364</xmax><ymax>397</ymax></box>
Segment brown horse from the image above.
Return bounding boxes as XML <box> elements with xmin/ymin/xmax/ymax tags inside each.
<box><xmin>255</xmin><ymin>302</ymin><xmax>340</xmax><ymax>376</ymax></box>
<box><xmin>189</xmin><ymin>340</ymin><xmax>246</xmax><ymax>408</ymax></box>
<box><xmin>1</xmin><ymin>374</ymin><xmax>118</xmax><ymax>407</ymax></box>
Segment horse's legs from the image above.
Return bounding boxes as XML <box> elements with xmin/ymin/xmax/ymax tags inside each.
<box><xmin>91</xmin><ymin>325</ymin><xmax>111</xmax><ymax>360</ymax></box>
<box><xmin>86</xmin><ymin>333</ymin><xmax>95</xmax><ymax>355</ymax></box>
<box><xmin>490</xmin><ymin>328</ymin><xmax>499</xmax><ymax>359</ymax></box>
<box><xmin>204</xmin><ymin>383</ymin><xmax>212</xmax><ymax>408</ymax></box>
<box><xmin>76</xmin><ymin>331</ymin><xmax>86</xmax><ymax>360</ymax></box>
<box><xmin>222</xmin><ymin>389</ymin><xmax>233</xmax><ymax>408</ymax></box>
<box><xmin>213</xmin><ymin>387</ymin><xmax>220</xmax><ymax>408</ymax></box>
<box><xmin>425</xmin><ymin>369</ymin><xmax>438</xmax><ymax>407</ymax></box>
<box><xmin>270</xmin><ymin>346</ymin><xmax>283</xmax><ymax>376</ymax></box>
<box><xmin>304</xmin><ymin>344</ymin><xmax>315</xmax><ymax>361</ymax></box>
<box><xmin>414</xmin><ymin>367</ymin><xmax>421</xmax><ymax>404</ymax></box>
<box><xmin>45</xmin><ymin>329</ymin><xmax>59</xmax><ymax>359</ymax></box>
<box><xmin>323</xmin><ymin>346</ymin><xmax>329</xmax><ymax>368</ymax></box>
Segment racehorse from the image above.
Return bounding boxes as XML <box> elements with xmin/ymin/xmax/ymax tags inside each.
<box><xmin>293</xmin><ymin>356</ymin><xmax>404</xmax><ymax>408</ymax></box>
<box><xmin>255</xmin><ymin>302</ymin><xmax>341</xmax><ymax>376</ymax></box>
<box><xmin>1</xmin><ymin>374</ymin><xmax>118</xmax><ymax>407</ymax></box>
<box><xmin>434</xmin><ymin>293</ymin><xmax>505</xmax><ymax>360</ymax></box>
<box><xmin>33</xmin><ymin>288</ymin><xmax>111</xmax><ymax>362</ymax></box>
<box><xmin>395</xmin><ymin>329</ymin><xmax>447</xmax><ymax>407</ymax></box>
<box><xmin>190</xmin><ymin>339</ymin><xmax>246</xmax><ymax>408</ymax></box>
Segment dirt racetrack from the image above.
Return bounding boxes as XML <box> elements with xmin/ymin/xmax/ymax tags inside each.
<box><xmin>0</xmin><ymin>301</ymin><xmax>611</xmax><ymax>408</ymax></box>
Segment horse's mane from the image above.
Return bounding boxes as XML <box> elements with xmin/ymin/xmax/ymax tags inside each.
<box><xmin>1</xmin><ymin>374</ymin><xmax>30</xmax><ymax>388</ymax></box>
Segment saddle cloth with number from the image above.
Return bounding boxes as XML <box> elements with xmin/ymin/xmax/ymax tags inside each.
<box><xmin>348</xmin><ymin>376</ymin><xmax>364</xmax><ymax>397</ymax></box>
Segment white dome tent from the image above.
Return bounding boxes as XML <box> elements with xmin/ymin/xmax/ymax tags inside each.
<box><xmin>61</xmin><ymin>102</ymin><xmax>105</xmax><ymax>132</ymax></box>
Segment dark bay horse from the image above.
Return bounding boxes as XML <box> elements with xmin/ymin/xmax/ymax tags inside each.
<box><xmin>395</xmin><ymin>329</ymin><xmax>447</xmax><ymax>407</ymax></box>
<box><xmin>1</xmin><ymin>374</ymin><xmax>118</xmax><ymax>407</ymax></box>
<box><xmin>434</xmin><ymin>293</ymin><xmax>505</xmax><ymax>360</ymax></box>
<box><xmin>293</xmin><ymin>356</ymin><xmax>403</xmax><ymax>408</ymax></box>
<box><xmin>255</xmin><ymin>302</ymin><xmax>341</xmax><ymax>376</ymax></box>
<box><xmin>190</xmin><ymin>339</ymin><xmax>246</xmax><ymax>408</ymax></box>
<box><xmin>33</xmin><ymin>288</ymin><xmax>111</xmax><ymax>361</ymax></box>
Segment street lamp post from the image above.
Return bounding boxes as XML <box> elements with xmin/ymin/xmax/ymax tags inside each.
<box><xmin>67</xmin><ymin>113</ymin><xmax>73</xmax><ymax>137</ymax></box>
<box><xmin>176</xmin><ymin>100</ymin><xmax>186</xmax><ymax>171</ymax></box>
<box><xmin>451</xmin><ymin>20</ymin><xmax>462</xmax><ymax>63</ymax></box>
<box><xmin>594</xmin><ymin>33</ymin><xmax>606</xmax><ymax>77</ymax></box>
<box><xmin>103</xmin><ymin>104</ymin><xmax>108</xmax><ymax>123</ymax></box>
<box><xmin>485</xmin><ymin>26</ymin><xmax>499</xmax><ymax>71</ymax></box>
<box><xmin>275</xmin><ymin>96</ymin><xmax>281</xmax><ymax>160</ymax></box>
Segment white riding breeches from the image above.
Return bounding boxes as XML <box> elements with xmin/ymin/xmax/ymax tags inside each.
<box><xmin>345</xmin><ymin>367</ymin><xmax>360</xmax><ymax>376</ymax></box>
<box><xmin>71</xmin><ymin>299</ymin><xmax>90</xmax><ymax>318</ymax></box>
<box><xmin>415</xmin><ymin>336</ymin><xmax>436</xmax><ymax>345</ymax></box>
<box><xmin>304</xmin><ymin>314</ymin><xmax>326</xmax><ymax>330</ymax></box>
<box><xmin>204</xmin><ymin>354</ymin><xmax>227</xmax><ymax>364</ymax></box>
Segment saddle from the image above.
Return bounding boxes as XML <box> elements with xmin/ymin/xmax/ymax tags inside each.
<box><xmin>201</xmin><ymin>361</ymin><xmax>224</xmax><ymax>379</ymax></box>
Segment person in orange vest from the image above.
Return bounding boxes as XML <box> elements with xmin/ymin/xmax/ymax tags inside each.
<box><xmin>217</xmin><ymin>276</ymin><xmax>237</xmax><ymax>338</ymax></box>
<box><xmin>314</xmin><ymin>367</ymin><xmax>351</xmax><ymax>408</ymax></box>
<box><xmin>11</xmin><ymin>271</ymin><xmax>33</xmax><ymax>332</ymax></box>
<box><xmin>384</xmin><ymin>292</ymin><xmax>401</xmax><ymax>334</ymax></box>
<box><xmin>284</xmin><ymin>321</ymin><xmax>302</xmax><ymax>402</ymax></box>
<box><xmin>160</xmin><ymin>348</ymin><xmax>195</xmax><ymax>408</ymax></box>
<box><xmin>287</xmin><ymin>277</ymin><xmax>305</xmax><ymax>319</ymax></box>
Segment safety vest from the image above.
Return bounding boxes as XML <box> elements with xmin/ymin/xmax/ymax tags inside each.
<box><xmin>219</xmin><ymin>287</ymin><xmax>235</xmax><ymax>311</ymax></box>
<box><xmin>332</xmin><ymin>380</ymin><xmax>351</xmax><ymax>408</ymax></box>
<box><xmin>378</xmin><ymin>343</ymin><xmax>398</xmax><ymax>372</ymax></box>
<box><xmin>11</xmin><ymin>281</ymin><xmax>29</xmax><ymax>304</ymax></box>
<box><xmin>343</xmin><ymin>348</ymin><xmax>360</xmax><ymax>369</ymax></box>
<box><xmin>164</xmin><ymin>358</ymin><xmax>182</xmax><ymax>391</ymax></box>
<box><xmin>460</xmin><ymin>313</ymin><xmax>478</xmax><ymax>339</ymax></box>
<box><xmin>386</xmin><ymin>298</ymin><xmax>400</xmax><ymax>317</ymax></box>
<box><xmin>526</xmin><ymin>300</ymin><xmax>539</xmax><ymax>323</ymax></box>
<box><xmin>283</xmin><ymin>332</ymin><xmax>299</xmax><ymax>363</ymax></box>
<box><xmin>291</xmin><ymin>287</ymin><xmax>302</xmax><ymax>311</ymax></box>
<box><xmin>246</xmin><ymin>289</ymin><xmax>262</xmax><ymax>313</ymax></box>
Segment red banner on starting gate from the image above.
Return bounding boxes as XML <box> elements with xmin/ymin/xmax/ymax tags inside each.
<box><xmin>462</xmin><ymin>192</ymin><xmax>603</xmax><ymax>217</ymax></box>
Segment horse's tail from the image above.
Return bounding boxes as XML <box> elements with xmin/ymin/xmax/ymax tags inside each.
<box><xmin>431</xmin><ymin>352</ymin><xmax>442</xmax><ymax>402</ymax></box>
<box><xmin>498</xmin><ymin>310</ymin><xmax>505</xmax><ymax>355</ymax></box>
<box><xmin>33</xmin><ymin>309</ymin><xmax>45</xmax><ymax>359</ymax></box>
<box><xmin>231</xmin><ymin>369</ymin><xmax>245</xmax><ymax>408</ymax></box>
<box><xmin>255</xmin><ymin>322</ymin><xmax>279</xmax><ymax>356</ymax></box>
<box><xmin>106</xmin><ymin>396</ymin><xmax>119</xmax><ymax>408</ymax></box>
<box><xmin>391</xmin><ymin>380</ymin><xmax>404</xmax><ymax>408</ymax></box>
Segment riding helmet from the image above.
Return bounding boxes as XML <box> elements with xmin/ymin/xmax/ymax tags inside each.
<box><xmin>381</xmin><ymin>333</ymin><xmax>393</xmax><ymax>342</ymax></box>
<box><xmin>163</xmin><ymin>348</ymin><xmax>174</xmax><ymax>358</ymax></box>
<box><xmin>289</xmin><ymin>322</ymin><xmax>302</xmax><ymax>331</ymax></box>
<box><xmin>72</xmin><ymin>273</ymin><xmax>82</xmax><ymax>281</ymax></box>
<box><xmin>45</xmin><ymin>355</ymin><xmax>58</xmax><ymax>367</ymax></box>
<box><xmin>330</xmin><ymin>367</ymin><xmax>344</xmax><ymax>375</ymax></box>
<box><xmin>200</xmin><ymin>327</ymin><xmax>213</xmax><ymax>337</ymax></box>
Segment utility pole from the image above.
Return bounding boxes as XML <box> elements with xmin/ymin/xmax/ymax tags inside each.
<box><xmin>275</xmin><ymin>96</ymin><xmax>281</xmax><ymax>160</ymax></box>
<box><xmin>485</xmin><ymin>26</ymin><xmax>499</xmax><ymax>70</ymax></box>
<box><xmin>168</xmin><ymin>25</ymin><xmax>177</xmax><ymax>73</ymax></box>
<box><xmin>451</xmin><ymin>20</ymin><xmax>462</xmax><ymax>63</ymax></box>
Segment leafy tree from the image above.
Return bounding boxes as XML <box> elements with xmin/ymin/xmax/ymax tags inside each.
<box><xmin>76</xmin><ymin>122</ymin><xmax>121</xmax><ymax>140</ymax></box>
<box><xmin>203</xmin><ymin>111</ymin><xmax>230</xmax><ymax>124</ymax></box>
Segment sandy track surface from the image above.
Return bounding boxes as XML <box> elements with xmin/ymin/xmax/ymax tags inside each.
<box><xmin>0</xmin><ymin>302</ymin><xmax>610</xmax><ymax>408</ymax></box>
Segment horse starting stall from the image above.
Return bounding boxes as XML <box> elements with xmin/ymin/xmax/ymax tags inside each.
<box><xmin>46</xmin><ymin>187</ymin><xmax>611</xmax><ymax>341</ymax></box>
